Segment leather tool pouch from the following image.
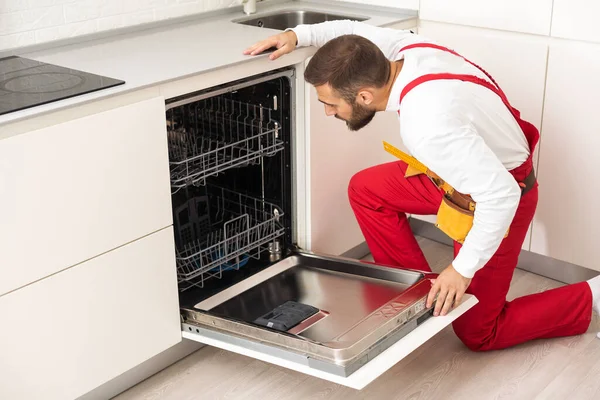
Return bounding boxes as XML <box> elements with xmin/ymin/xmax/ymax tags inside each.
<box><xmin>435</xmin><ymin>191</ymin><xmax>510</xmax><ymax>244</ymax></box>
<box><xmin>435</xmin><ymin>194</ymin><xmax>474</xmax><ymax>244</ymax></box>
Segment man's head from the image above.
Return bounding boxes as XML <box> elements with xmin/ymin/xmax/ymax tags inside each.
<box><xmin>304</xmin><ymin>34</ymin><xmax>392</xmax><ymax>131</ymax></box>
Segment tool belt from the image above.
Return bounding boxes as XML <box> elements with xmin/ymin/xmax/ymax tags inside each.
<box><xmin>383</xmin><ymin>141</ymin><xmax>536</xmax><ymax>244</ymax></box>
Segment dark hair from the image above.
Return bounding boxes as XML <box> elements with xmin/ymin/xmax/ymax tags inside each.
<box><xmin>304</xmin><ymin>34</ymin><xmax>391</xmax><ymax>104</ymax></box>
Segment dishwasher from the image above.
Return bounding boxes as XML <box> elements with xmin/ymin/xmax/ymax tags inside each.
<box><xmin>164</xmin><ymin>66</ymin><xmax>440</xmax><ymax>381</ymax></box>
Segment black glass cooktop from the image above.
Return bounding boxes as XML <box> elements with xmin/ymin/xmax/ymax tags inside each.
<box><xmin>0</xmin><ymin>56</ymin><xmax>125</xmax><ymax>116</ymax></box>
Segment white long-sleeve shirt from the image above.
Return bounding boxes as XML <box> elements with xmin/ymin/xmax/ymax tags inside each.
<box><xmin>291</xmin><ymin>21</ymin><xmax>531</xmax><ymax>279</ymax></box>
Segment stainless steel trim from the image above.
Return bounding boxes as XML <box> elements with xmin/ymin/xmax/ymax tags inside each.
<box><xmin>341</xmin><ymin>241</ymin><xmax>371</xmax><ymax>260</ymax></box>
<box><xmin>183</xmin><ymin>304</ymin><xmax>432</xmax><ymax>378</ymax></box>
<box><xmin>517</xmin><ymin>249</ymin><xmax>599</xmax><ymax>283</ymax></box>
<box><xmin>287</xmin><ymin>69</ymin><xmax>298</xmax><ymax>247</ymax></box>
<box><xmin>165</xmin><ymin>69</ymin><xmax>295</xmax><ymax>110</ymax></box>
<box><xmin>408</xmin><ymin>217</ymin><xmax>600</xmax><ymax>284</ymax></box>
<box><xmin>181</xmin><ymin>251</ymin><xmax>434</xmax><ymax>376</ymax></box>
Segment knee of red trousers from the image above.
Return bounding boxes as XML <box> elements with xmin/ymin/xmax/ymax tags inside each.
<box><xmin>451</xmin><ymin>310</ymin><xmax>499</xmax><ymax>352</ymax></box>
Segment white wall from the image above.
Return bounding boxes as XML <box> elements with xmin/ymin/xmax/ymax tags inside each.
<box><xmin>416</xmin><ymin>1</ymin><xmax>600</xmax><ymax>273</ymax></box>
<box><xmin>420</xmin><ymin>0</ymin><xmax>553</xmax><ymax>35</ymax></box>
<box><xmin>0</xmin><ymin>0</ymin><xmax>243</xmax><ymax>51</ymax></box>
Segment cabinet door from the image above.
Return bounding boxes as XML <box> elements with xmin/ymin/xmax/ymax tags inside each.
<box><xmin>420</xmin><ymin>0</ymin><xmax>553</xmax><ymax>36</ymax></box>
<box><xmin>0</xmin><ymin>96</ymin><xmax>173</xmax><ymax>296</ymax></box>
<box><xmin>0</xmin><ymin>227</ymin><xmax>181</xmax><ymax>400</ymax></box>
<box><xmin>530</xmin><ymin>41</ymin><xmax>600</xmax><ymax>271</ymax></box>
<box><xmin>551</xmin><ymin>0</ymin><xmax>600</xmax><ymax>43</ymax></box>
<box><xmin>417</xmin><ymin>22</ymin><xmax>549</xmax><ymax>250</ymax></box>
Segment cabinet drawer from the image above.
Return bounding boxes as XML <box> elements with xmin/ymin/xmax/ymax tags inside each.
<box><xmin>181</xmin><ymin>251</ymin><xmax>477</xmax><ymax>389</ymax></box>
<box><xmin>0</xmin><ymin>96</ymin><xmax>173</xmax><ymax>296</ymax></box>
<box><xmin>0</xmin><ymin>227</ymin><xmax>181</xmax><ymax>400</ymax></box>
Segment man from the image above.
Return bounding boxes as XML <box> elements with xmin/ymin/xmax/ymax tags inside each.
<box><xmin>244</xmin><ymin>21</ymin><xmax>600</xmax><ymax>351</ymax></box>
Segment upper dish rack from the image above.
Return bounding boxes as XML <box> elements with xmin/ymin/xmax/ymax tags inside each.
<box><xmin>167</xmin><ymin>97</ymin><xmax>284</xmax><ymax>192</ymax></box>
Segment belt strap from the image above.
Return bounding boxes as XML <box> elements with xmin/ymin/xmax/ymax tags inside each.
<box><xmin>520</xmin><ymin>168</ymin><xmax>536</xmax><ymax>197</ymax></box>
<box><xmin>383</xmin><ymin>141</ymin><xmax>536</xmax><ymax>203</ymax></box>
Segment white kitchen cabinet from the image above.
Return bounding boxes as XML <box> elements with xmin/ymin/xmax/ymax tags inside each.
<box><xmin>551</xmin><ymin>0</ymin><xmax>600</xmax><ymax>44</ymax></box>
<box><xmin>0</xmin><ymin>227</ymin><xmax>181</xmax><ymax>400</ymax></box>
<box><xmin>306</xmin><ymin>21</ymin><xmax>417</xmax><ymax>256</ymax></box>
<box><xmin>530</xmin><ymin>40</ymin><xmax>600</xmax><ymax>271</ymax></box>
<box><xmin>417</xmin><ymin>21</ymin><xmax>549</xmax><ymax>250</ymax></box>
<box><xmin>420</xmin><ymin>0</ymin><xmax>553</xmax><ymax>36</ymax></box>
<box><xmin>0</xmin><ymin>96</ymin><xmax>173</xmax><ymax>296</ymax></box>
<box><xmin>307</xmin><ymin>68</ymin><xmax>399</xmax><ymax>256</ymax></box>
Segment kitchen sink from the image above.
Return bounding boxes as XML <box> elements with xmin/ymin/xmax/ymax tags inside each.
<box><xmin>233</xmin><ymin>10</ymin><xmax>369</xmax><ymax>30</ymax></box>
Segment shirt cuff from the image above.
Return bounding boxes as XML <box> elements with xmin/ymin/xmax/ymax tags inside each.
<box><xmin>286</xmin><ymin>25</ymin><xmax>312</xmax><ymax>47</ymax></box>
<box><xmin>452</xmin><ymin>247</ymin><xmax>485</xmax><ymax>279</ymax></box>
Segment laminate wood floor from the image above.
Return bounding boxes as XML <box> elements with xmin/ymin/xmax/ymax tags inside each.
<box><xmin>114</xmin><ymin>237</ymin><xmax>600</xmax><ymax>400</ymax></box>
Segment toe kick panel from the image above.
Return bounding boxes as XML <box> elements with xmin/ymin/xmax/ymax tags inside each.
<box><xmin>180</xmin><ymin>251</ymin><xmax>478</xmax><ymax>390</ymax></box>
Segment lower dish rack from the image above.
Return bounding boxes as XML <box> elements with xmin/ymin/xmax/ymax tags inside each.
<box><xmin>174</xmin><ymin>185</ymin><xmax>285</xmax><ymax>290</ymax></box>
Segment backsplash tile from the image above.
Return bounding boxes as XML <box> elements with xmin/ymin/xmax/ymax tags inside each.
<box><xmin>63</xmin><ymin>1</ymin><xmax>104</xmax><ymax>24</ymax></box>
<box><xmin>35</xmin><ymin>20</ymin><xmax>100</xmax><ymax>44</ymax></box>
<box><xmin>0</xmin><ymin>31</ymin><xmax>36</xmax><ymax>51</ymax></box>
<box><xmin>97</xmin><ymin>10</ymin><xmax>156</xmax><ymax>31</ymax></box>
<box><xmin>0</xmin><ymin>6</ymin><xmax>65</xmax><ymax>36</ymax></box>
<box><xmin>0</xmin><ymin>0</ymin><xmax>243</xmax><ymax>52</ymax></box>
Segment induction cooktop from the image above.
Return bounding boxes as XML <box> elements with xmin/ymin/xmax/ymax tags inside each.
<box><xmin>0</xmin><ymin>56</ymin><xmax>125</xmax><ymax>116</ymax></box>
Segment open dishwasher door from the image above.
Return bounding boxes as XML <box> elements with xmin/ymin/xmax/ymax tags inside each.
<box><xmin>181</xmin><ymin>250</ymin><xmax>478</xmax><ymax>390</ymax></box>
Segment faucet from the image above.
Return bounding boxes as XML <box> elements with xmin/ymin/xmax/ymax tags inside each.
<box><xmin>243</xmin><ymin>0</ymin><xmax>257</xmax><ymax>15</ymax></box>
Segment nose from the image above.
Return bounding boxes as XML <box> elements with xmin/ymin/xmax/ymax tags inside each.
<box><xmin>324</xmin><ymin>104</ymin><xmax>336</xmax><ymax>116</ymax></box>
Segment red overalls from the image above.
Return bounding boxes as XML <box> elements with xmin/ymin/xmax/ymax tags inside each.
<box><xmin>350</xmin><ymin>43</ymin><xmax>593</xmax><ymax>351</ymax></box>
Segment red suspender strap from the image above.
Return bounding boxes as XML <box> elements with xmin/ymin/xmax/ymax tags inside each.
<box><xmin>397</xmin><ymin>43</ymin><xmax>520</xmax><ymax>122</ymax></box>
<box><xmin>400</xmin><ymin>73</ymin><xmax>519</xmax><ymax>122</ymax></box>
<box><xmin>399</xmin><ymin>43</ymin><xmax>506</xmax><ymax>96</ymax></box>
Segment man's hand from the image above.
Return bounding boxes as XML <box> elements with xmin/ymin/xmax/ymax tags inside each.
<box><xmin>243</xmin><ymin>30</ymin><xmax>298</xmax><ymax>60</ymax></box>
<box><xmin>426</xmin><ymin>264</ymin><xmax>471</xmax><ymax>317</ymax></box>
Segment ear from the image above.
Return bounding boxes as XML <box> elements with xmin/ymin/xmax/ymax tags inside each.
<box><xmin>357</xmin><ymin>89</ymin><xmax>375</xmax><ymax>105</ymax></box>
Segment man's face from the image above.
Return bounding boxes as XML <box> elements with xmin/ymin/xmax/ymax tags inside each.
<box><xmin>315</xmin><ymin>84</ymin><xmax>376</xmax><ymax>131</ymax></box>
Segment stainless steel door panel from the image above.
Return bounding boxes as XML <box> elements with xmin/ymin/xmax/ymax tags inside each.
<box><xmin>180</xmin><ymin>251</ymin><xmax>435</xmax><ymax>377</ymax></box>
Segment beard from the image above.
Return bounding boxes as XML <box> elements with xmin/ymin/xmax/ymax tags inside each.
<box><xmin>336</xmin><ymin>101</ymin><xmax>376</xmax><ymax>131</ymax></box>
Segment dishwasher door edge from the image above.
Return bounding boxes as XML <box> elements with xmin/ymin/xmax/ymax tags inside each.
<box><xmin>183</xmin><ymin>293</ymin><xmax>478</xmax><ymax>390</ymax></box>
<box><xmin>180</xmin><ymin>249</ymin><xmax>479</xmax><ymax>390</ymax></box>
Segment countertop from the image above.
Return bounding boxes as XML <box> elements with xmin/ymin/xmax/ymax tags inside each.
<box><xmin>0</xmin><ymin>0</ymin><xmax>417</xmax><ymax>127</ymax></box>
